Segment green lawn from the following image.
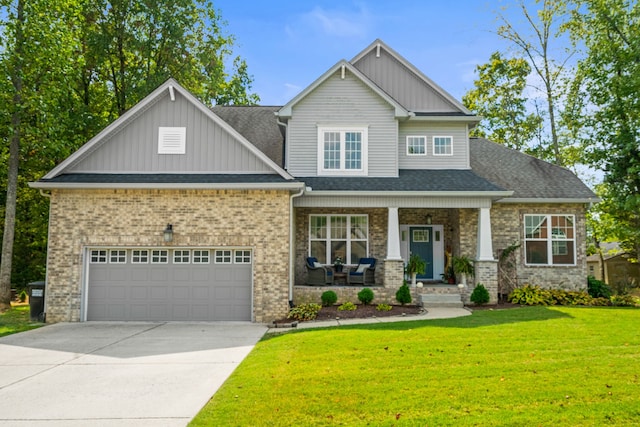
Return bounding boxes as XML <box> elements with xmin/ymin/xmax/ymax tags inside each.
<box><xmin>0</xmin><ymin>306</ymin><xmax>44</xmax><ymax>337</ymax></box>
<box><xmin>191</xmin><ymin>307</ymin><xmax>640</xmax><ymax>426</ymax></box>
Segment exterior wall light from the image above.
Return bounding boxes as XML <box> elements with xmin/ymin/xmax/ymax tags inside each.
<box><xmin>426</xmin><ymin>214</ymin><xmax>432</xmax><ymax>225</ymax></box>
<box><xmin>163</xmin><ymin>224</ymin><xmax>173</xmax><ymax>242</ymax></box>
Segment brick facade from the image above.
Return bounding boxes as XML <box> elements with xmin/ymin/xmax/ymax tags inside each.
<box><xmin>45</xmin><ymin>188</ymin><xmax>292</xmax><ymax>323</ymax></box>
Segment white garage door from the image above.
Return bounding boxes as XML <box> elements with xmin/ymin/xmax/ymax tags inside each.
<box><xmin>86</xmin><ymin>248</ymin><xmax>252</xmax><ymax>321</ymax></box>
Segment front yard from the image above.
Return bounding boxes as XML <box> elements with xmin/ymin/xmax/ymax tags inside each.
<box><xmin>0</xmin><ymin>305</ymin><xmax>43</xmax><ymax>337</ymax></box>
<box><xmin>191</xmin><ymin>306</ymin><xmax>640</xmax><ymax>426</ymax></box>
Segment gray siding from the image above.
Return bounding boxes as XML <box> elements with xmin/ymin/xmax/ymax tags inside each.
<box><xmin>287</xmin><ymin>69</ymin><xmax>398</xmax><ymax>177</ymax></box>
<box><xmin>69</xmin><ymin>91</ymin><xmax>274</xmax><ymax>174</ymax></box>
<box><xmin>353</xmin><ymin>48</ymin><xmax>460</xmax><ymax>113</ymax></box>
<box><xmin>398</xmin><ymin>121</ymin><xmax>470</xmax><ymax>169</ymax></box>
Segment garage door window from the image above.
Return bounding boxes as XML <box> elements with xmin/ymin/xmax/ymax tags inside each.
<box><xmin>193</xmin><ymin>250</ymin><xmax>210</xmax><ymax>264</ymax></box>
<box><xmin>174</xmin><ymin>249</ymin><xmax>190</xmax><ymax>264</ymax></box>
<box><xmin>90</xmin><ymin>250</ymin><xmax>107</xmax><ymax>263</ymax></box>
<box><xmin>151</xmin><ymin>249</ymin><xmax>169</xmax><ymax>264</ymax></box>
<box><xmin>215</xmin><ymin>250</ymin><xmax>232</xmax><ymax>263</ymax></box>
<box><xmin>235</xmin><ymin>250</ymin><xmax>251</xmax><ymax>264</ymax></box>
<box><xmin>109</xmin><ymin>250</ymin><xmax>127</xmax><ymax>264</ymax></box>
<box><xmin>132</xmin><ymin>250</ymin><xmax>149</xmax><ymax>263</ymax></box>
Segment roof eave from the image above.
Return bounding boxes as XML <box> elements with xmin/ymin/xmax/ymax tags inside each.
<box><xmin>29</xmin><ymin>181</ymin><xmax>305</xmax><ymax>191</ymax></box>
<box><xmin>303</xmin><ymin>190</ymin><xmax>514</xmax><ymax>199</ymax></box>
<box><xmin>409</xmin><ymin>115</ymin><xmax>481</xmax><ymax>123</ymax></box>
<box><xmin>496</xmin><ymin>197</ymin><xmax>601</xmax><ymax>204</ymax></box>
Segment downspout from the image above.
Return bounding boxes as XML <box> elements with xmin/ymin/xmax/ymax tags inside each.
<box><xmin>289</xmin><ymin>186</ymin><xmax>304</xmax><ymax>306</ymax></box>
<box><xmin>38</xmin><ymin>189</ymin><xmax>51</xmax><ymax>321</ymax></box>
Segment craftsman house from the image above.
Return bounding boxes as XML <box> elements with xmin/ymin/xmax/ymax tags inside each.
<box><xmin>31</xmin><ymin>39</ymin><xmax>597</xmax><ymax>323</ymax></box>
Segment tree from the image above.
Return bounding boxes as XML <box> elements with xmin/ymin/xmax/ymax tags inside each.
<box><xmin>573</xmin><ymin>0</ymin><xmax>640</xmax><ymax>260</ymax></box>
<box><xmin>463</xmin><ymin>51</ymin><xmax>542</xmax><ymax>151</ymax></box>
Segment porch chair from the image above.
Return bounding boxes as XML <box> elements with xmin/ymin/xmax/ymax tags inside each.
<box><xmin>348</xmin><ymin>257</ymin><xmax>376</xmax><ymax>285</ymax></box>
<box><xmin>305</xmin><ymin>257</ymin><xmax>334</xmax><ymax>285</ymax></box>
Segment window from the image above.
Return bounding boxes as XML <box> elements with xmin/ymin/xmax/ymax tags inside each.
<box><xmin>433</xmin><ymin>136</ymin><xmax>452</xmax><ymax>156</ymax></box>
<box><xmin>406</xmin><ymin>136</ymin><xmax>426</xmax><ymax>155</ymax></box>
<box><xmin>192</xmin><ymin>250</ymin><xmax>210</xmax><ymax>264</ymax></box>
<box><xmin>524</xmin><ymin>214</ymin><xmax>575</xmax><ymax>265</ymax></box>
<box><xmin>317</xmin><ymin>127</ymin><xmax>367</xmax><ymax>175</ymax></box>
<box><xmin>109</xmin><ymin>250</ymin><xmax>127</xmax><ymax>264</ymax></box>
<box><xmin>309</xmin><ymin>215</ymin><xmax>368</xmax><ymax>264</ymax></box>
<box><xmin>90</xmin><ymin>250</ymin><xmax>107</xmax><ymax>264</ymax></box>
<box><xmin>151</xmin><ymin>249</ymin><xmax>169</xmax><ymax>264</ymax></box>
<box><xmin>215</xmin><ymin>250</ymin><xmax>232</xmax><ymax>264</ymax></box>
<box><xmin>158</xmin><ymin>127</ymin><xmax>186</xmax><ymax>154</ymax></box>
<box><xmin>132</xmin><ymin>250</ymin><xmax>149</xmax><ymax>264</ymax></box>
<box><xmin>173</xmin><ymin>250</ymin><xmax>190</xmax><ymax>264</ymax></box>
<box><xmin>235</xmin><ymin>250</ymin><xmax>252</xmax><ymax>264</ymax></box>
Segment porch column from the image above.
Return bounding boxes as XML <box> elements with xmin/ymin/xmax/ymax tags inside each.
<box><xmin>386</xmin><ymin>207</ymin><xmax>402</xmax><ymax>260</ymax></box>
<box><xmin>476</xmin><ymin>207</ymin><xmax>495</xmax><ymax>261</ymax></box>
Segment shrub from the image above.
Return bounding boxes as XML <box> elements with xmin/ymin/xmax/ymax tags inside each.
<box><xmin>287</xmin><ymin>303</ymin><xmax>321</xmax><ymax>321</ymax></box>
<box><xmin>470</xmin><ymin>283</ymin><xmax>490</xmax><ymax>305</ymax></box>
<box><xmin>357</xmin><ymin>288</ymin><xmax>374</xmax><ymax>305</ymax></box>
<box><xmin>376</xmin><ymin>303</ymin><xmax>392</xmax><ymax>312</ymax></box>
<box><xmin>587</xmin><ymin>276</ymin><xmax>612</xmax><ymax>298</ymax></box>
<box><xmin>610</xmin><ymin>294</ymin><xmax>638</xmax><ymax>307</ymax></box>
<box><xmin>590</xmin><ymin>297</ymin><xmax>612</xmax><ymax>307</ymax></box>
<box><xmin>338</xmin><ymin>301</ymin><xmax>357</xmax><ymax>311</ymax></box>
<box><xmin>396</xmin><ymin>281</ymin><xmax>412</xmax><ymax>305</ymax></box>
<box><xmin>321</xmin><ymin>290</ymin><xmax>338</xmax><ymax>307</ymax></box>
<box><xmin>508</xmin><ymin>284</ymin><xmax>553</xmax><ymax>306</ymax></box>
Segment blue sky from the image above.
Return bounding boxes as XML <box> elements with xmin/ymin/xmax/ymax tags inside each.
<box><xmin>214</xmin><ymin>0</ymin><xmax>542</xmax><ymax>106</ymax></box>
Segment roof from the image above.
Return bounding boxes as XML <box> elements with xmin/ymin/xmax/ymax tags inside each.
<box><xmin>470</xmin><ymin>138</ymin><xmax>597</xmax><ymax>202</ymax></box>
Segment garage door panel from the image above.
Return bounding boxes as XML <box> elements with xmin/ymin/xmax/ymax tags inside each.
<box><xmin>87</xmin><ymin>248</ymin><xmax>252</xmax><ymax>321</ymax></box>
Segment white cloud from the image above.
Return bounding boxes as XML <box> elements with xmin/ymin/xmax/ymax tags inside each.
<box><xmin>288</xmin><ymin>3</ymin><xmax>372</xmax><ymax>40</ymax></box>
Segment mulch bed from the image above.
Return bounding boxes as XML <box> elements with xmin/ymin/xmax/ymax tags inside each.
<box><xmin>272</xmin><ymin>304</ymin><xmax>423</xmax><ymax>325</ymax></box>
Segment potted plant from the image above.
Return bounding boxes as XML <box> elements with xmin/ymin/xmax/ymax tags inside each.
<box><xmin>406</xmin><ymin>253</ymin><xmax>426</xmax><ymax>286</ymax></box>
<box><xmin>452</xmin><ymin>255</ymin><xmax>475</xmax><ymax>286</ymax></box>
<box><xmin>333</xmin><ymin>256</ymin><xmax>344</xmax><ymax>273</ymax></box>
<box><xmin>441</xmin><ymin>266</ymin><xmax>456</xmax><ymax>284</ymax></box>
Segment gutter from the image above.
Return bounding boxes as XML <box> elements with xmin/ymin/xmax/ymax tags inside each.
<box><xmin>303</xmin><ymin>190</ymin><xmax>514</xmax><ymax>198</ymax></box>
<box><xmin>496</xmin><ymin>197</ymin><xmax>601</xmax><ymax>204</ymax></box>
<box><xmin>28</xmin><ymin>181</ymin><xmax>305</xmax><ymax>191</ymax></box>
<box><xmin>289</xmin><ymin>187</ymin><xmax>305</xmax><ymax>306</ymax></box>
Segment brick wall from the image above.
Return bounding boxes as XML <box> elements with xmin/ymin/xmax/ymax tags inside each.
<box><xmin>45</xmin><ymin>188</ymin><xmax>291</xmax><ymax>323</ymax></box>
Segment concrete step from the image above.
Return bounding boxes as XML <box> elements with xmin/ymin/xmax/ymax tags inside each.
<box><xmin>420</xmin><ymin>293</ymin><xmax>464</xmax><ymax>308</ymax></box>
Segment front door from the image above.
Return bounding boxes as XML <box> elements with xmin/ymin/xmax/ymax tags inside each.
<box><xmin>409</xmin><ymin>227</ymin><xmax>434</xmax><ymax>279</ymax></box>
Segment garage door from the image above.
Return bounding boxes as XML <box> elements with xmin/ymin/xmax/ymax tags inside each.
<box><xmin>86</xmin><ymin>248</ymin><xmax>252</xmax><ymax>321</ymax></box>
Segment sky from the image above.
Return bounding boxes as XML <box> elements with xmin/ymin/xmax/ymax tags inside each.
<box><xmin>213</xmin><ymin>0</ymin><xmax>546</xmax><ymax>106</ymax></box>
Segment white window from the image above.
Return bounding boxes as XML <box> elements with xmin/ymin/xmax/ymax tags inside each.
<box><xmin>151</xmin><ymin>249</ymin><xmax>169</xmax><ymax>264</ymax></box>
<box><xmin>235</xmin><ymin>250</ymin><xmax>252</xmax><ymax>264</ymax></box>
<box><xmin>215</xmin><ymin>250</ymin><xmax>232</xmax><ymax>264</ymax></box>
<box><xmin>524</xmin><ymin>214</ymin><xmax>576</xmax><ymax>266</ymax></box>
<box><xmin>109</xmin><ymin>250</ymin><xmax>127</xmax><ymax>264</ymax></box>
<box><xmin>433</xmin><ymin>136</ymin><xmax>453</xmax><ymax>156</ymax></box>
<box><xmin>90</xmin><ymin>250</ymin><xmax>107</xmax><ymax>264</ymax></box>
<box><xmin>309</xmin><ymin>215</ymin><xmax>368</xmax><ymax>264</ymax></box>
<box><xmin>173</xmin><ymin>250</ymin><xmax>190</xmax><ymax>264</ymax></box>
<box><xmin>317</xmin><ymin>127</ymin><xmax>368</xmax><ymax>175</ymax></box>
<box><xmin>406</xmin><ymin>136</ymin><xmax>426</xmax><ymax>155</ymax></box>
<box><xmin>193</xmin><ymin>250</ymin><xmax>210</xmax><ymax>264</ymax></box>
<box><xmin>132</xmin><ymin>250</ymin><xmax>149</xmax><ymax>264</ymax></box>
<box><xmin>158</xmin><ymin>127</ymin><xmax>186</xmax><ymax>154</ymax></box>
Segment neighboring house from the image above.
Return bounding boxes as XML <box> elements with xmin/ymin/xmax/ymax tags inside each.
<box><xmin>587</xmin><ymin>243</ymin><xmax>640</xmax><ymax>286</ymax></box>
<box><xmin>30</xmin><ymin>39</ymin><xmax>597</xmax><ymax>323</ymax></box>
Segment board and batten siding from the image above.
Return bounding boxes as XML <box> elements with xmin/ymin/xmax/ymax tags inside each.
<box><xmin>352</xmin><ymin>48</ymin><xmax>460</xmax><ymax>113</ymax></box>
<box><xmin>398</xmin><ymin>121</ymin><xmax>470</xmax><ymax>170</ymax></box>
<box><xmin>68</xmin><ymin>91</ymin><xmax>274</xmax><ymax>174</ymax></box>
<box><xmin>286</xmin><ymin>70</ymin><xmax>398</xmax><ymax>177</ymax></box>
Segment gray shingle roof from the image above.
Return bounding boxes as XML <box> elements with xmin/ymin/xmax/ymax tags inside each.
<box><xmin>470</xmin><ymin>137</ymin><xmax>596</xmax><ymax>200</ymax></box>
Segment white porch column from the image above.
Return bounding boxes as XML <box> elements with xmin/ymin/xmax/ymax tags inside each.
<box><xmin>476</xmin><ymin>207</ymin><xmax>495</xmax><ymax>261</ymax></box>
<box><xmin>386</xmin><ymin>207</ymin><xmax>402</xmax><ymax>260</ymax></box>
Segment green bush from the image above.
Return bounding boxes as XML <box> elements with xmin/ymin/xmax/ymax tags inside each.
<box><xmin>587</xmin><ymin>276</ymin><xmax>612</xmax><ymax>298</ymax></box>
<box><xmin>508</xmin><ymin>284</ymin><xmax>554</xmax><ymax>306</ymax></box>
<box><xmin>376</xmin><ymin>303</ymin><xmax>392</xmax><ymax>312</ymax></box>
<box><xmin>287</xmin><ymin>303</ymin><xmax>321</xmax><ymax>321</ymax></box>
<box><xmin>338</xmin><ymin>301</ymin><xmax>357</xmax><ymax>311</ymax></box>
<box><xmin>321</xmin><ymin>290</ymin><xmax>338</xmax><ymax>307</ymax></box>
<box><xmin>590</xmin><ymin>297</ymin><xmax>612</xmax><ymax>306</ymax></box>
<box><xmin>470</xmin><ymin>283</ymin><xmax>490</xmax><ymax>305</ymax></box>
<box><xmin>395</xmin><ymin>281</ymin><xmax>412</xmax><ymax>305</ymax></box>
<box><xmin>610</xmin><ymin>294</ymin><xmax>638</xmax><ymax>307</ymax></box>
<box><xmin>357</xmin><ymin>288</ymin><xmax>374</xmax><ymax>305</ymax></box>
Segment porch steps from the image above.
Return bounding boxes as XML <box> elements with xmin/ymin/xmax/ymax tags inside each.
<box><xmin>420</xmin><ymin>293</ymin><xmax>464</xmax><ymax>308</ymax></box>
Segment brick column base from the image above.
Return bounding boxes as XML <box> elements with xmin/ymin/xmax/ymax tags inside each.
<box><xmin>383</xmin><ymin>259</ymin><xmax>405</xmax><ymax>289</ymax></box>
<box><xmin>474</xmin><ymin>260</ymin><xmax>499</xmax><ymax>304</ymax></box>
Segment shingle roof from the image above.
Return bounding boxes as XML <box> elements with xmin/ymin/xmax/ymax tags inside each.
<box><xmin>469</xmin><ymin>138</ymin><xmax>596</xmax><ymax>200</ymax></box>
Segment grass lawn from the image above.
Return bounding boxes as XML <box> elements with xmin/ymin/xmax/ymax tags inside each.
<box><xmin>0</xmin><ymin>305</ymin><xmax>44</xmax><ymax>337</ymax></box>
<box><xmin>191</xmin><ymin>306</ymin><xmax>640</xmax><ymax>426</ymax></box>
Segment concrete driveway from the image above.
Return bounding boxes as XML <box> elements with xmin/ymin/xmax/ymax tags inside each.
<box><xmin>0</xmin><ymin>322</ymin><xmax>266</xmax><ymax>426</ymax></box>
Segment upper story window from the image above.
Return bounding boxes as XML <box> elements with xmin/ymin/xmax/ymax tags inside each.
<box><xmin>433</xmin><ymin>136</ymin><xmax>452</xmax><ymax>156</ymax></box>
<box><xmin>406</xmin><ymin>136</ymin><xmax>426</xmax><ymax>155</ymax></box>
<box><xmin>524</xmin><ymin>214</ymin><xmax>576</xmax><ymax>266</ymax></box>
<box><xmin>158</xmin><ymin>127</ymin><xmax>186</xmax><ymax>154</ymax></box>
<box><xmin>317</xmin><ymin>126</ymin><xmax>368</xmax><ymax>176</ymax></box>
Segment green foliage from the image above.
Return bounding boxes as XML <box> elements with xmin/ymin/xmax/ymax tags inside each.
<box><xmin>357</xmin><ymin>288</ymin><xmax>374</xmax><ymax>305</ymax></box>
<box><xmin>610</xmin><ymin>294</ymin><xmax>638</xmax><ymax>307</ymax></box>
<box><xmin>0</xmin><ymin>306</ymin><xmax>43</xmax><ymax>337</ymax></box>
<box><xmin>376</xmin><ymin>303</ymin><xmax>392</xmax><ymax>312</ymax></box>
<box><xmin>395</xmin><ymin>281</ymin><xmax>412</xmax><ymax>305</ymax></box>
<box><xmin>338</xmin><ymin>302</ymin><xmax>357</xmax><ymax>311</ymax></box>
<box><xmin>508</xmin><ymin>284</ymin><xmax>554</xmax><ymax>306</ymax></box>
<box><xmin>287</xmin><ymin>303</ymin><xmax>321</xmax><ymax>321</ymax></box>
<box><xmin>452</xmin><ymin>255</ymin><xmax>474</xmax><ymax>276</ymax></box>
<box><xmin>320</xmin><ymin>291</ymin><xmax>338</xmax><ymax>307</ymax></box>
<box><xmin>587</xmin><ymin>275</ymin><xmax>612</xmax><ymax>298</ymax></box>
<box><xmin>470</xmin><ymin>283</ymin><xmax>490</xmax><ymax>305</ymax></box>
<box><xmin>406</xmin><ymin>254</ymin><xmax>426</xmax><ymax>275</ymax></box>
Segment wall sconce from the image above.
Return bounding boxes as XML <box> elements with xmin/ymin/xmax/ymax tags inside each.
<box><xmin>425</xmin><ymin>214</ymin><xmax>432</xmax><ymax>225</ymax></box>
<box><xmin>163</xmin><ymin>224</ymin><xmax>173</xmax><ymax>242</ymax></box>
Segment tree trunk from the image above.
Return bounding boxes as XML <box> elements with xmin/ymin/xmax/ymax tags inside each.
<box><xmin>0</xmin><ymin>0</ymin><xmax>25</xmax><ymax>312</ymax></box>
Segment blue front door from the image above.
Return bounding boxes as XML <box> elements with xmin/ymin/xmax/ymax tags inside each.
<box><xmin>409</xmin><ymin>227</ymin><xmax>434</xmax><ymax>279</ymax></box>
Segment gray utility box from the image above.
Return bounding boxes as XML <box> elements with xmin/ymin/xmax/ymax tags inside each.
<box><xmin>28</xmin><ymin>281</ymin><xmax>46</xmax><ymax>322</ymax></box>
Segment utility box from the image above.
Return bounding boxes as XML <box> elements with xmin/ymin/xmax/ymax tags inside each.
<box><xmin>28</xmin><ymin>281</ymin><xmax>46</xmax><ymax>322</ymax></box>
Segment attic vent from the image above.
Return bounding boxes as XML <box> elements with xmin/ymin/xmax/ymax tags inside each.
<box><xmin>158</xmin><ymin>127</ymin><xmax>186</xmax><ymax>154</ymax></box>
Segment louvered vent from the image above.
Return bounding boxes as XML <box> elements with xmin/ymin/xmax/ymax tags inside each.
<box><xmin>158</xmin><ymin>127</ymin><xmax>186</xmax><ymax>154</ymax></box>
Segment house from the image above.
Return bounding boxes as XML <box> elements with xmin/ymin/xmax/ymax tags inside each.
<box><xmin>587</xmin><ymin>243</ymin><xmax>640</xmax><ymax>287</ymax></box>
<box><xmin>30</xmin><ymin>39</ymin><xmax>597</xmax><ymax>323</ymax></box>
